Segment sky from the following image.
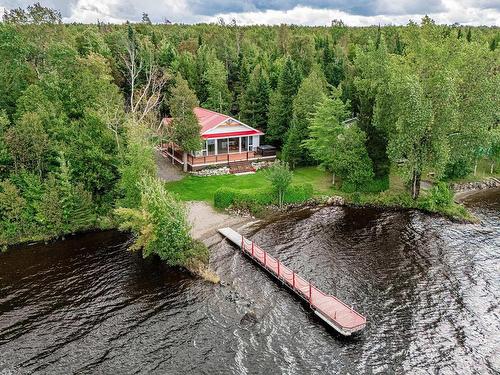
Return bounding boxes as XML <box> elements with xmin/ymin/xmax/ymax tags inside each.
<box><xmin>0</xmin><ymin>0</ymin><xmax>499</xmax><ymax>26</ymax></box>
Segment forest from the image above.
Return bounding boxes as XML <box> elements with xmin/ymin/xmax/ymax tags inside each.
<box><xmin>0</xmin><ymin>4</ymin><xmax>498</xmax><ymax>255</ymax></box>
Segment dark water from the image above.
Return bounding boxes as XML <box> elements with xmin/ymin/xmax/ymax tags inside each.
<box><xmin>1</xmin><ymin>190</ymin><xmax>499</xmax><ymax>374</ymax></box>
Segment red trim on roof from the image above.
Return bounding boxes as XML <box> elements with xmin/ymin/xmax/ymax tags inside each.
<box><xmin>162</xmin><ymin>107</ymin><xmax>265</xmax><ymax>137</ymax></box>
<box><xmin>202</xmin><ymin>130</ymin><xmax>263</xmax><ymax>139</ymax></box>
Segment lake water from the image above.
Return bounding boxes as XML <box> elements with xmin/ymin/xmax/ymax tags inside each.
<box><xmin>1</xmin><ymin>189</ymin><xmax>499</xmax><ymax>374</ymax></box>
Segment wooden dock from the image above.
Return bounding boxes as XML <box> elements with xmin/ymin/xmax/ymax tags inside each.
<box><xmin>218</xmin><ymin>227</ymin><xmax>366</xmax><ymax>336</ymax></box>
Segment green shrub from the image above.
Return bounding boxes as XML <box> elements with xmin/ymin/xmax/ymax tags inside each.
<box><xmin>341</xmin><ymin>176</ymin><xmax>389</xmax><ymax>194</ymax></box>
<box><xmin>115</xmin><ymin>176</ymin><xmax>202</xmax><ymax>267</ymax></box>
<box><xmin>418</xmin><ymin>182</ymin><xmax>453</xmax><ymax>212</ymax></box>
<box><xmin>214</xmin><ymin>183</ymin><xmax>314</xmax><ymax>211</ymax></box>
<box><xmin>284</xmin><ymin>183</ymin><xmax>314</xmax><ymax>203</ymax></box>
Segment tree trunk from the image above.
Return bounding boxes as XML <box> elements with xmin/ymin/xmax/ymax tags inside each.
<box><xmin>474</xmin><ymin>161</ymin><xmax>478</xmax><ymax>176</ymax></box>
<box><xmin>491</xmin><ymin>162</ymin><xmax>495</xmax><ymax>175</ymax></box>
<box><xmin>411</xmin><ymin>170</ymin><xmax>421</xmax><ymax>200</ymax></box>
<box><xmin>182</xmin><ymin>152</ymin><xmax>188</xmax><ymax>172</ymax></box>
<box><xmin>332</xmin><ymin>173</ymin><xmax>335</xmax><ymax>185</ymax></box>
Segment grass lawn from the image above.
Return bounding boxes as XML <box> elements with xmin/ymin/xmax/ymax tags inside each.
<box><xmin>164</xmin><ymin>166</ymin><xmax>333</xmax><ymax>202</ymax></box>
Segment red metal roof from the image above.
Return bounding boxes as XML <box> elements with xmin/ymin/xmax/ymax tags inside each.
<box><xmin>162</xmin><ymin>107</ymin><xmax>264</xmax><ymax>137</ymax></box>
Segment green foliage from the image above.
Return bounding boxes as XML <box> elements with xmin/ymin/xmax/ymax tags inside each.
<box><xmin>417</xmin><ymin>182</ymin><xmax>453</xmax><ymax>212</ymax></box>
<box><xmin>203</xmin><ymin>57</ymin><xmax>231</xmax><ymax>113</ymax></box>
<box><xmin>1</xmin><ymin>15</ymin><xmax>496</xmax><ymax>244</ymax></box>
<box><xmin>0</xmin><ymin>111</ymin><xmax>12</xmax><ymax>177</ymax></box>
<box><xmin>118</xmin><ymin>121</ymin><xmax>157</xmax><ymax>208</ymax></box>
<box><xmin>0</xmin><ymin>180</ymin><xmax>26</xmax><ymax>244</ymax></box>
<box><xmin>169</xmin><ymin>74</ymin><xmax>201</xmax><ymax>152</ymax></box>
<box><xmin>115</xmin><ymin>176</ymin><xmax>207</xmax><ymax>267</ymax></box>
<box><xmin>267</xmin><ymin>56</ymin><xmax>302</xmax><ymax>146</ymax></box>
<box><xmin>214</xmin><ymin>183</ymin><xmax>313</xmax><ymax>212</ymax></box>
<box><xmin>2</xmin><ymin>2</ymin><xmax>62</xmax><ymax>24</ymax></box>
<box><xmin>282</xmin><ymin>67</ymin><xmax>328</xmax><ymax>167</ymax></box>
<box><xmin>305</xmin><ymin>91</ymin><xmax>374</xmax><ymax>190</ymax></box>
<box><xmin>5</xmin><ymin>112</ymin><xmax>49</xmax><ymax>176</ymax></box>
<box><xmin>239</xmin><ymin>64</ymin><xmax>270</xmax><ymax>130</ymax></box>
<box><xmin>264</xmin><ymin>160</ymin><xmax>293</xmax><ymax>207</ymax></box>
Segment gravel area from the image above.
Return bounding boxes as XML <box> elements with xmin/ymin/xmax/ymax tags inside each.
<box><xmin>155</xmin><ymin>150</ymin><xmax>184</xmax><ymax>182</ymax></box>
<box><xmin>187</xmin><ymin>201</ymin><xmax>256</xmax><ymax>245</ymax></box>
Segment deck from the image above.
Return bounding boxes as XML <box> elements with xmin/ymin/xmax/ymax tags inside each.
<box><xmin>160</xmin><ymin>145</ymin><xmax>276</xmax><ymax>170</ymax></box>
<box><xmin>218</xmin><ymin>227</ymin><xmax>367</xmax><ymax>336</ymax></box>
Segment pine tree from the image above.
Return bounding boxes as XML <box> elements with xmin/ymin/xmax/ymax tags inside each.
<box><xmin>322</xmin><ymin>41</ymin><xmax>345</xmax><ymax>87</ymax></box>
<box><xmin>194</xmin><ymin>45</ymin><xmax>215</xmax><ymax>104</ymax></box>
<box><xmin>169</xmin><ymin>75</ymin><xmax>201</xmax><ymax>172</ymax></box>
<box><xmin>490</xmin><ymin>37</ymin><xmax>498</xmax><ymax>51</ymax></box>
<box><xmin>375</xmin><ymin>24</ymin><xmax>382</xmax><ymax>49</ymax></box>
<box><xmin>266</xmin><ymin>57</ymin><xmax>302</xmax><ymax>146</ymax></box>
<box><xmin>282</xmin><ymin>67</ymin><xmax>328</xmax><ymax>167</ymax></box>
<box><xmin>239</xmin><ymin>64</ymin><xmax>270</xmax><ymax>130</ymax></box>
<box><xmin>304</xmin><ymin>91</ymin><xmax>373</xmax><ymax>189</ymax></box>
<box><xmin>466</xmin><ymin>28</ymin><xmax>472</xmax><ymax>42</ymax></box>
<box><xmin>203</xmin><ymin>57</ymin><xmax>231</xmax><ymax>113</ymax></box>
<box><xmin>141</xmin><ymin>13</ymin><xmax>152</xmax><ymax>24</ymax></box>
<box><xmin>395</xmin><ymin>33</ymin><xmax>404</xmax><ymax>55</ymax></box>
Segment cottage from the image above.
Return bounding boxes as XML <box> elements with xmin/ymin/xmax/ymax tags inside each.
<box><xmin>161</xmin><ymin>107</ymin><xmax>276</xmax><ymax>171</ymax></box>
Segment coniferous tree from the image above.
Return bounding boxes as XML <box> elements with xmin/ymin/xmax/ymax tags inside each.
<box><xmin>169</xmin><ymin>75</ymin><xmax>201</xmax><ymax>172</ymax></box>
<box><xmin>304</xmin><ymin>91</ymin><xmax>373</xmax><ymax>189</ymax></box>
<box><xmin>141</xmin><ymin>13</ymin><xmax>152</xmax><ymax>24</ymax></box>
<box><xmin>203</xmin><ymin>57</ymin><xmax>231</xmax><ymax>113</ymax></box>
<box><xmin>490</xmin><ymin>37</ymin><xmax>498</xmax><ymax>51</ymax></box>
<box><xmin>322</xmin><ymin>42</ymin><xmax>345</xmax><ymax>87</ymax></box>
<box><xmin>239</xmin><ymin>64</ymin><xmax>270</xmax><ymax>130</ymax></box>
<box><xmin>266</xmin><ymin>56</ymin><xmax>302</xmax><ymax>146</ymax></box>
<box><xmin>282</xmin><ymin>67</ymin><xmax>328</xmax><ymax>167</ymax></box>
<box><xmin>395</xmin><ymin>33</ymin><xmax>404</xmax><ymax>55</ymax></box>
<box><xmin>466</xmin><ymin>28</ymin><xmax>472</xmax><ymax>42</ymax></box>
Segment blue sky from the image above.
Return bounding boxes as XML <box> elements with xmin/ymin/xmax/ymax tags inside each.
<box><xmin>1</xmin><ymin>0</ymin><xmax>499</xmax><ymax>25</ymax></box>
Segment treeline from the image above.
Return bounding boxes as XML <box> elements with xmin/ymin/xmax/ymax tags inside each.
<box><xmin>0</xmin><ymin>3</ymin><xmax>499</xmax><ymax>245</ymax></box>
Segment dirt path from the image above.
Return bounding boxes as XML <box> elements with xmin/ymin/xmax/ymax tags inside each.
<box><xmin>155</xmin><ymin>149</ymin><xmax>184</xmax><ymax>182</ymax></box>
<box><xmin>187</xmin><ymin>201</ymin><xmax>257</xmax><ymax>246</ymax></box>
<box><xmin>155</xmin><ymin>150</ymin><xmax>256</xmax><ymax>243</ymax></box>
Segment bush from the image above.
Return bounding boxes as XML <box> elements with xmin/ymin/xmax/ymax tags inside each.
<box><xmin>283</xmin><ymin>183</ymin><xmax>314</xmax><ymax>203</ymax></box>
<box><xmin>418</xmin><ymin>182</ymin><xmax>453</xmax><ymax>212</ymax></box>
<box><xmin>341</xmin><ymin>176</ymin><xmax>389</xmax><ymax>194</ymax></box>
<box><xmin>264</xmin><ymin>160</ymin><xmax>293</xmax><ymax>207</ymax></box>
<box><xmin>214</xmin><ymin>183</ymin><xmax>314</xmax><ymax>211</ymax></box>
<box><xmin>115</xmin><ymin>176</ymin><xmax>203</xmax><ymax>267</ymax></box>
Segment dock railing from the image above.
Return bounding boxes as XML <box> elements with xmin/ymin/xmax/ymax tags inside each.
<box><xmin>239</xmin><ymin>235</ymin><xmax>366</xmax><ymax>333</ymax></box>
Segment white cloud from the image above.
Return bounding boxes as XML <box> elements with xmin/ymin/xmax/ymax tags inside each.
<box><xmin>207</xmin><ymin>2</ymin><xmax>500</xmax><ymax>26</ymax></box>
<box><xmin>1</xmin><ymin>0</ymin><xmax>498</xmax><ymax>25</ymax></box>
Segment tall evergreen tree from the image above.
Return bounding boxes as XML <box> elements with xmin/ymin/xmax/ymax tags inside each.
<box><xmin>353</xmin><ymin>37</ymin><xmax>390</xmax><ymax>179</ymax></box>
<box><xmin>304</xmin><ymin>91</ymin><xmax>373</xmax><ymax>188</ymax></box>
<box><xmin>203</xmin><ymin>57</ymin><xmax>231</xmax><ymax>113</ymax></box>
<box><xmin>239</xmin><ymin>64</ymin><xmax>270</xmax><ymax>130</ymax></box>
<box><xmin>282</xmin><ymin>67</ymin><xmax>328</xmax><ymax>167</ymax></box>
<box><xmin>169</xmin><ymin>75</ymin><xmax>201</xmax><ymax>172</ymax></box>
<box><xmin>322</xmin><ymin>42</ymin><xmax>345</xmax><ymax>87</ymax></box>
<box><xmin>266</xmin><ymin>56</ymin><xmax>302</xmax><ymax>146</ymax></box>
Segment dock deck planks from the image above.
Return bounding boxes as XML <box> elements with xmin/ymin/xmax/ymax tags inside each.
<box><xmin>218</xmin><ymin>227</ymin><xmax>366</xmax><ymax>336</ymax></box>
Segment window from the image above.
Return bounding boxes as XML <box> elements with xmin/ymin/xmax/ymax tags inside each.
<box><xmin>249</xmin><ymin>136</ymin><xmax>253</xmax><ymax>150</ymax></box>
<box><xmin>217</xmin><ymin>138</ymin><xmax>228</xmax><ymax>154</ymax></box>
<box><xmin>229</xmin><ymin>137</ymin><xmax>239</xmax><ymax>153</ymax></box>
<box><xmin>241</xmin><ymin>136</ymin><xmax>248</xmax><ymax>151</ymax></box>
<box><xmin>207</xmin><ymin>139</ymin><xmax>215</xmax><ymax>155</ymax></box>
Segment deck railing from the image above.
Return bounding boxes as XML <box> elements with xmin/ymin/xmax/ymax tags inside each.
<box><xmin>239</xmin><ymin>236</ymin><xmax>367</xmax><ymax>332</ymax></box>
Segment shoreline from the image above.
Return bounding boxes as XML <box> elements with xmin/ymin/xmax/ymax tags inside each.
<box><xmin>4</xmin><ymin>186</ymin><xmax>498</xmax><ymax>252</ymax></box>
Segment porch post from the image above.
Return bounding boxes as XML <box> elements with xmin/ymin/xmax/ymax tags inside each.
<box><xmin>239</xmin><ymin>137</ymin><xmax>241</xmax><ymax>153</ymax></box>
